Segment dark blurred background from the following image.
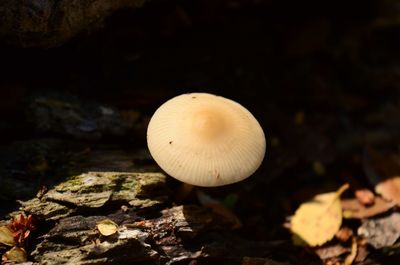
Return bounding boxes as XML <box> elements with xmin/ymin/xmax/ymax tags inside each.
<box><xmin>0</xmin><ymin>0</ymin><xmax>399</xmax><ymax>250</ymax></box>
<box><xmin>1</xmin><ymin>0</ymin><xmax>398</xmax><ymax>119</ymax></box>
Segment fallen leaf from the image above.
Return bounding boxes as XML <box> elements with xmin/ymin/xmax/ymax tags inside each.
<box><xmin>314</xmin><ymin>244</ymin><xmax>349</xmax><ymax>260</ymax></box>
<box><xmin>344</xmin><ymin>237</ymin><xmax>357</xmax><ymax>265</ymax></box>
<box><xmin>96</xmin><ymin>219</ymin><xmax>118</xmax><ymax>236</ymax></box>
<box><xmin>341</xmin><ymin>196</ymin><xmax>395</xmax><ymax>219</ymax></box>
<box><xmin>354</xmin><ymin>244</ymin><xmax>369</xmax><ymax>263</ymax></box>
<box><xmin>363</xmin><ymin>147</ymin><xmax>400</xmax><ymax>206</ymax></box>
<box><xmin>10</xmin><ymin>214</ymin><xmax>35</xmax><ymax>246</ymax></box>
<box><xmin>357</xmin><ymin>212</ymin><xmax>400</xmax><ymax>249</ymax></box>
<box><xmin>291</xmin><ymin>184</ymin><xmax>349</xmax><ymax>246</ymax></box>
<box><xmin>0</xmin><ymin>226</ymin><xmax>15</xmax><ymax>246</ymax></box>
<box><xmin>2</xmin><ymin>247</ymin><xmax>27</xmax><ymax>263</ymax></box>
<box><xmin>376</xmin><ymin>178</ymin><xmax>400</xmax><ymax>206</ymax></box>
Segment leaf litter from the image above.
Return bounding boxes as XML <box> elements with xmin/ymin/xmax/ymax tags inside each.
<box><xmin>288</xmin><ymin>170</ymin><xmax>400</xmax><ymax>265</ymax></box>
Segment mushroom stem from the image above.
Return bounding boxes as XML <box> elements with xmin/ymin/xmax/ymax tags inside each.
<box><xmin>175</xmin><ymin>183</ymin><xmax>195</xmax><ymax>202</ymax></box>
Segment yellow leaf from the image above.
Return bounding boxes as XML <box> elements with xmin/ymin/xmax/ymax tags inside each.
<box><xmin>96</xmin><ymin>219</ymin><xmax>118</xmax><ymax>236</ymax></box>
<box><xmin>344</xmin><ymin>237</ymin><xmax>357</xmax><ymax>265</ymax></box>
<box><xmin>2</xmin><ymin>247</ymin><xmax>27</xmax><ymax>263</ymax></box>
<box><xmin>0</xmin><ymin>226</ymin><xmax>15</xmax><ymax>246</ymax></box>
<box><xmin>290</xmin><ymin>184</ymin><xmax>349</xmax><ymax>246</ymax></box>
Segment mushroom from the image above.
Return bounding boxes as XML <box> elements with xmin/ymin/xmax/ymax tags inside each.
<box><xmin>146</xmin><ymin>92</ymin><xmax>266</xmax><ymax>188</ymax></box>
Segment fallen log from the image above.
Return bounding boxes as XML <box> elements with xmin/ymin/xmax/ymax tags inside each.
<box><xmin>1</xmin><ymin>171</ymin><xmax>309</xmax><ymax>264</ymax></box>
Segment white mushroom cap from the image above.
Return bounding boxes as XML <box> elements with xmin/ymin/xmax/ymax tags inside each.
<box><xmin>146</xmin><ymin>92</ymin><xmax>266</xmax><ymax>187</ymax></box>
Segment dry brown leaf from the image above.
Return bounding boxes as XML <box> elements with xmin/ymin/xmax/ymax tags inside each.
<box><xmin>354</xmin><ymin>244</ymin><xmax>369</xmax><ymax>263</ymax></box>
<box><xmin>376</xmin><ymin>178</ymin><xmax>400</xmax><ymax>205</ymax></box>
<box><xmin>0</xmin><ymin>226</ymin><xmax>15</xmax><ymax>246</ymax></box>
<box><xmin>341</xmin><ymin>196</ymin><xmax>396</xmax><ymax>219</ymax></box>
<box><xmin>2</xmin><ymin>247</ymin><xmax>27</xmax><ymax>263</ymax></box>
<box><xmin>344</xmin><ymin>237</ymin><xmax>357</xmax><ymax>265</ymax></box>
<box><xmin>96</xmin><ymin>219</ymin><xmax>118</xmax><ymax>236</ymax></box>
<box><xmin>314</xmin><ymin>244</ymin><xmax>349</xmax><ymax>260</ymax></box>
<box><xmin>363</xmin><ymin>147</ymin><xmax>400</xmax><ymax>206</ymax></box>
<box><xmin>291</xmin><ymin>184</ymin><xmax>349</xmax><ymax>246</ymax></box>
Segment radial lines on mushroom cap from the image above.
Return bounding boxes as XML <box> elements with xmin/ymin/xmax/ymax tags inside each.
<box><xmin>146</xmin><ymin>92</ymin><xmax>266</xmax><ymax>187</ymax></box>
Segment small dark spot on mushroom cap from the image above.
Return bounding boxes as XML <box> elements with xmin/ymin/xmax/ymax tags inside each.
<box><xmin>192</xmin><ymin>96</ymin><xmax>196</xmax><ymax>99</ymax></box>
<box><xmin>169</xmin><ymin>141</ymin><xmax>173</xmax><ymax>144</ymax></box>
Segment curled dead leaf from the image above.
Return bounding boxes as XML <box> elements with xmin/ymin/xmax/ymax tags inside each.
<box><xmin>290</xmin><ymin>184</ymin><xmax>349</xmax><ymax>246</ymax></box>
<box><xmin>96</xmin><ymin>219</ymin><xmax>118</xmax><ymax>236</ymax></box>
<box><xmin>10</xmin><ymin>214</ymin><xmax>35</xmax><ymax>246</ymax></box>
<box><xmin>344</xmin><ymin>237</ymin><xmax>357</xmax><ymax>265</ymax></box>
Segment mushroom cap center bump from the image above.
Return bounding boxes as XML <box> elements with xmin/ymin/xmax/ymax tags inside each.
<box><xmin>191</xmin><ymin>108</ymin><xmax>227</xmax><ymax>140</ymax></box>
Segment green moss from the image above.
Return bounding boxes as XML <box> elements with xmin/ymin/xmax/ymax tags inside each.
<box><xmin>64</xmin><ymin>177</ymin><xmax>83</xmax><ymax>187</ymax></box>
<box><xmin>120</xmin><ymin>179</ymin><xmax>137</xmax><ymax>191</ymax></box>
